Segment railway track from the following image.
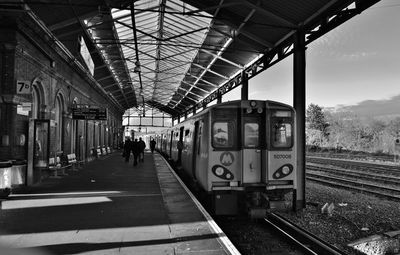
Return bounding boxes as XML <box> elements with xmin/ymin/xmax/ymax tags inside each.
<box><xmin>307</xmin><ymin>163</ymin><xmax>400</xmax><ymax>187</ymax></box>
<box><xmin>306</xmin><ymin>157</ymin><xmax>400</xmax><ymax>201</ymax></box>
<box><xmin>307</xmin><ymin>156</ymin><xmax>400</xmax><ymax>176</ymax></box>
<box><xmin>264</xmin><ymin>213</ymin><xmax>348</xmax><ymax>255</ymax></box>
<box><xmin>307</xmin><ymin>153</ymin><xmax>396</xmax><ymax>163</ymax></box>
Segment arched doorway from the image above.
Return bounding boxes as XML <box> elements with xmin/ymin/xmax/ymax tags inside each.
<box><xmin>28</xmin><ymin>80</ymin><xmax>50</xmax><ymax>185</ymax></box>
<box><xmin>31</xmin><ymin>85</ymin><xmax>40</xmax><ymax>119</ymax></box>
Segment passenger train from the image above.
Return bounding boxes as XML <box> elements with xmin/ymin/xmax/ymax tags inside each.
<box><xmin>154</xmin><ymin>100</ymin><xmax>297</xmax><ymax>217</ymax></box>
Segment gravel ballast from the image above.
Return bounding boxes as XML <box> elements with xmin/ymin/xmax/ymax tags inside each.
<box><xmin>280</xmin><ymin>181</ymin><xmax>400</xmax><ymax>255</ymax></box>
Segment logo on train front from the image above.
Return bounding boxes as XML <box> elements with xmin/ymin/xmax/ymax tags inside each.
<box><xmin>220</xmin><ymin>151</ymin><xmax>234</xmax><ymax>166</ymax></box>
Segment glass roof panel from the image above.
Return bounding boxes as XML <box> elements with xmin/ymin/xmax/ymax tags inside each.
<box><xmin>112</xmin><ymin>0</ymin><xmax>212</xmax><ymax>107</ymax></box>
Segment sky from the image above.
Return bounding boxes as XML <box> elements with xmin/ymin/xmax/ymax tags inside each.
<box><xmin>224</xmin><ymin>0</ymin><xmax>400</xmax><ymax>113</ymax></box>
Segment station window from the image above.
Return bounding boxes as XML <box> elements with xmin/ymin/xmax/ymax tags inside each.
<box><xmin>271</xmin><ymin>119</ymin><xmax>292</xmax><ymax>149</ymax></box>
<box><xmin>244</xmin><ymin>123</ymin><xmax>259</xmax><ymax>148</ymax></box>
<box><xmin>212</xmin><ymin>121</ymin><xmax>235</xmax><ymax>149</ymax></box>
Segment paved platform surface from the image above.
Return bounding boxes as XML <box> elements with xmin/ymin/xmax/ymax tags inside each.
<box><xmin>0</xmin><ymin>151</ymin><xmax>240</xmax><ymax>255</ymax></box>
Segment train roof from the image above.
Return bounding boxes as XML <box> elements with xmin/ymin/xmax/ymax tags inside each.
<box><xmin>170</xmin><ymin>99</ymin><xmax>294</xmax><ymax>128</ymax></box>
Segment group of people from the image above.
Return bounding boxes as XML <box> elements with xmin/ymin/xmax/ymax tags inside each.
<box><xmin>123</xmin><ymin>137</ymin><xmax>157</xmax><ymax>166</ymax></box>
<box><xmin>123</xmin><ymin>137</ymin><xmax>146</xmax><ymax>166</ymax></box>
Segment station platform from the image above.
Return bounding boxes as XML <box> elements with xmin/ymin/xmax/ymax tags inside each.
<box><xmin>0</xmin><ymin>151</ymin><xmax>240</xmax><ymax>255</ymax></box>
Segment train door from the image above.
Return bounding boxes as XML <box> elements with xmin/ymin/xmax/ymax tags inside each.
<box><xmin>177</xmin><ymin>127</ymin><xmax>184</xmax><ymax>164</ymax></box>
<box><xmin>242</xmin><ymin>117</ymin><xmax>262</xmax><ymax>183</ymax></box>
<box><xmin>170</xmin><ymin>131</ymin><xmax>174</xmax><ymax>157</ymax></box>
<box><xmin>191</xmin><ymin>121</ymin><xmax>200</xmax><ymax>178</ymax></box>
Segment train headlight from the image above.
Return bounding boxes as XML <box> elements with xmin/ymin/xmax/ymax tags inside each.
<box><xmin>257</xmin><ymin>107</ymin><xmax>263</xmax><ymax>113</ymax></box>
<box><xmin>282</xmin><ymin>166</ymin><xmax>290</xmax><ymax>175</ymax></box>
<box><xmin>250</xmin><ymin>101</ymin><xmax>257</xmax><ymax>107</ymax></box>
<box><xmin>215</xmin><ymin>167</ymin><xmax>224</xmax><ymax>176</ymax></box>
<box><xmin>273</xmin><ymin>164</ymin><xmax>293</xmax><ymax>179</ymax></box>
<box><xmin>212</xmin><ymin>165</ymin><xmax>235</xmax><ymax>180</ymax></box>
<box><xmin>246</xmin><ymin>107</ymin><xmax>252</xmax><ymax>113</ymax></box>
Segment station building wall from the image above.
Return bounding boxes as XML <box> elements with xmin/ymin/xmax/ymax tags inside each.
<box><xmin>0</xmin><ymin>10</ymin><xmax>124</xmax><ymax>182</ymax></box>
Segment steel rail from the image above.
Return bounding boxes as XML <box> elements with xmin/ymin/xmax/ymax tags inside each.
<box><xmin>306</xmin><ymin>175</ymin><xmax>400</xmax><ymax>201</ymax></box>
<box><xmin>264</xmin><ymin>213</ymin><xmax>347</xmax><ymax>255</ymax></box>
<box><xmin>307</xmin><ymin>164</ymin><xmax>400</xmax><ymax>185</ymax></box>
<box><xmin>307</xmin><ymin>156</ymin><xmax>400</xmax><ymax>172</ymax></box>
<box><xmin>306</xmin><ymin>171</ymin><xmax>400</xmax><ymax>194</ymax></box>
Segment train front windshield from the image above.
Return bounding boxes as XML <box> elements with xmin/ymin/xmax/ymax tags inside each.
<box><xmin>244</xmin><ymin>123</ymin><xmax>259</xmax><ymax>148</ymax></box>
<box><xmin>271</xmin><ymin>110</ymin><xmax>293</xmax><ymax>149</ymax></box>
<box><xmin>212</xmin><ymin>121</ymin><xmax>235</xmax><ymax>148</ymax></box>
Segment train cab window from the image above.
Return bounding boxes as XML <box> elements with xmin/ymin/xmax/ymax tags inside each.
<box><xmin>212</xmin><ymin>121</ymin><xmax>234</xmax><ymax>148</ymax></box>
<box><xmin>270</xmin><ymin>110</ymin><xmax>293</xmax><ymax>149</ymax></box>
<box><xmin>244</xmin><ymin>123</ymin><xmax>259</xmax><ymax>148</ymax></box>
<box><xmin>271</xmin><ymin>120</ymin><xmax>292</xmax><ymax>148</ymax></box>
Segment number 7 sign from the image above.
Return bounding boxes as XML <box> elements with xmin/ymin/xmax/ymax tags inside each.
<box><xmin>16</xmin><ymin>81</ymin><xmax>31</xmax><ymax>94</ymax></box>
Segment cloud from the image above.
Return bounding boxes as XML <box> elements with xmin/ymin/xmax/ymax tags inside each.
<box><xmin>337</xmin><ymin>94</ymin><xmax>400</xmax><ymax>117</ymax></box>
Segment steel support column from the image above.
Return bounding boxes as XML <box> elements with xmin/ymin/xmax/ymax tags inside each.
<box><xmin>241</xmin><ymin>71</ymin><xmax>248</xmax><ymax>100</ymax></box>
<box><xmin>217</xmin><ymin>90</ymin><xmax>222</xmax><ymax>104</ymax></box>
<box><xmin>293</xmin><ymin>29</ymin><xmax>306</xmax><ymax>210</ymax></box>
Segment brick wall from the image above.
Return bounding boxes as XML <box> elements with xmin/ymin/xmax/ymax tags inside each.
<box><xmin>0</xmin><ymin>12</ymin><xmax>123</xmax><ymax>167</ymax></box>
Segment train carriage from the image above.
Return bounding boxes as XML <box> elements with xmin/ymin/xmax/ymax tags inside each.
<box><xmin>157</xmin><ymin>100</ymin><xmax>297</xmax><ymax>218</ymax></box>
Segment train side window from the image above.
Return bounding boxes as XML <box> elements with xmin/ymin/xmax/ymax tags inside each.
<box><xmin>244</xmin><ymin>123</ymin><xmax>259</xmax><ymax>148</ymax></box>
<box><xmin>271</xmin><ymin>120</ymin><xmax>292</xmax><ymax>148</ymax></box>
<box><xmin>212</xmin><ymin>121</ymin><xmax>234</xmax><ymax>148</ymax></box>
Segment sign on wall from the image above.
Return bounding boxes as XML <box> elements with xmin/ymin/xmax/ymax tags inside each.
<box><xmin>16</xmin><ymin>80</ymin><xmax>31</xmax><ymax>94</ymax></box>
<box><xmin>17</xmin><ymin>102</ymin><xmax>31</xmax><ymax>116</ymax></box>
<box><xmin>72</xmin><ymin>107</ymin><xmax>107</xmax><ymax>120</ymax></box>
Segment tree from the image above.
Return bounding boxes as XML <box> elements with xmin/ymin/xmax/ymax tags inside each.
<box><xmin>306</xmin><ymin>103</ymin><xmax>329</xmax><ymax>137</ymax></box>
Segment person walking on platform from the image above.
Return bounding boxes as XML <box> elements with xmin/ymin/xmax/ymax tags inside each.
<box><xmin>150</xmin><ymin>138</ymin><xmax>156</xmax><ymax>153</ymax></box>
<box><xmin>123</xmin><ymin>137</ymin><xmax>132</xmax><ymax>163</ymax></box>
<box><xmin>138</xmin><ymin>137</ymin><xmax>146</xmax><ymax>162</ymax></box>
<box><xmin>132</xmin><ymin>138</ymin><xmax>139</xmax><ymax>166</ymax></box>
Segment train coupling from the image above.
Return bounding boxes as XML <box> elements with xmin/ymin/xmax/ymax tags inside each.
<box><xmin>246</xmin><ymin>192</ymin><xmax>268</xmax><ymax>219</ymax></box>
<box><xmin>248</xmin><ymin>207</ymin><xmax>267</xmax><ymax>219</ymax></box>
<box><xmin>269</xmin><ymin>200</ymin><xmax>289</xmax><ymax>211</ymax></box>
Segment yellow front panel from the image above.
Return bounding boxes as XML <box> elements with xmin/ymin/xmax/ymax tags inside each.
<box><xmin>242</xmin><ymin>149</ymin><xmax>261</xmax><ymax>183</ymax></box>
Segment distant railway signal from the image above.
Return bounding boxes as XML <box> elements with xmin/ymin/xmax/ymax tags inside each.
<box><xmin>394</xmin><ymin>138</ymin><xmax>400</xmax><ymax>163</ymax></box>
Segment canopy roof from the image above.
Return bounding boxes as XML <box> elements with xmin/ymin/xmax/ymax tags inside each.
<box><xmin>3</xmin><ymin>0</ymin><xmax>380</xmax><ymax>117</ymax></box>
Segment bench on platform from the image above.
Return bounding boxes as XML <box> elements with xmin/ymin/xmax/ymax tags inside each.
<box><xmin>67</xmin><ymin>153</ymin><xmax>81</xmax><ymax>171</ymax></box>
<box><xmin>48</xmin><ymin>157</ymin><xmax>68</xmax><ymax>177</ymax></box>
<box><xmin>96</xmin><ymin>148</ymin><xmax>102</xmax><ymax>158</ymax></box>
